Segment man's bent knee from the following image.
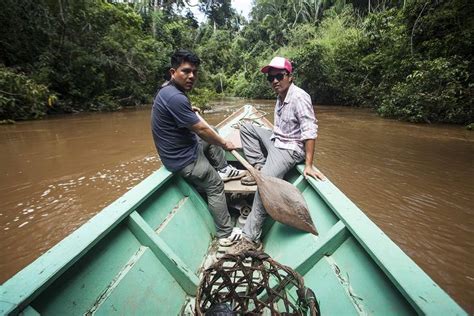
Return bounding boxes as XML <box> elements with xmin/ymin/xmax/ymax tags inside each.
<box><xmin>205</xmin><ymin>175</ymin><xmax>225</xmax><ymax>195</ymax></box>
<box><xmin>240</xmin><ymin>122</ymin><xmax>254</xmax><ymax>134</ymax></box>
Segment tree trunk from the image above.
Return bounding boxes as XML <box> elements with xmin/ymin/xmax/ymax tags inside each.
<box><xmin>152</xmin><ymin>0</ymin><xmax>159</xmax><ymax>38</ymax></box>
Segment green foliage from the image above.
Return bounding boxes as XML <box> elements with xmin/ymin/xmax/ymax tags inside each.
<box><xmin>276</xmin><ymin>2</ymin><xmax>472</xmax><ymax>123</ymax></box>
<box><xmin>292</xmin><ymin>41</ymin><xmax>334</xmax><ymax>104</ymax></box>
<box><xmin>366</xmin><ymin>1</ymin><xmax>473</xmax><ymax>124</ymax></box>
<box><xmin>89</xmin><ymin>94</ymin><xmax>121</xmax><ymax>112</ymax></box>
<box><xmin>45</xmin><ymin>1</ymin><xmax>167</xmax><ymax>111</ymax></box>
<box><xmin>359</xmin><ymin>8</ymin><xmax>413</xmax><ymax>105</ymax></box>
<box><xmin>0</xmin><ymin>0</ymin><xmax>169</xmax><ymax>118</ymax></box>
<box><xmin>197</xmin><ymin>29</ymin><xmax>235</xmax><ymax>73</ymax></box>
<box><xmin>228</xmin><ymin>71</ymin><xmax>273</xmax><ymax>99</ymax></box>
<box><xmin>292</xmin><ymin>8</ymin><xmax>368</xmax><ymax>105</ymax></box>
<box><xmin>407</xmin><ymin>0</ymin><xmax>474</xmax><ymax>60</ymax></box>
<box><xmin>0</xmin><ymin>0</ymin><xmax>53</xmax><ymax>68</ymax></box>
<box><xmin>199</xmin><ymin>0</ymin><xmax>239</xmax><ymax>29</ymax></box>
<box><xmin>0</xmin><ymin>66</ymin><xmax>53</xmax><ymax>120</ymax></box>
<box><xmin>378</xmin><ymin>58</ymin><xmax>473</xmax><ymax>123</ymax></box>
<box><xmin>0</xmin><ymin>0</ymin><xmax>471</xmax><ymax>124</ymax></box>
<box><xmin>189</xmin><ymin>87</ymin><xmax>219</xmax><ymax>110</ymax></box>
<box><xmin>152</xmin><ymin>9</ymin><xmax>197</xmax><ymax>49</ymax></box>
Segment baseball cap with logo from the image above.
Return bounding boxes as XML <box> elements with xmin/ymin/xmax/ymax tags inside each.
<box><xmin>260</xmin><ymin>56</ymin><xmax>293</xmax><ymax>74</ymax></box>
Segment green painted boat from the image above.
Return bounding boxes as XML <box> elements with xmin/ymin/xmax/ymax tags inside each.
<box><xmin>0</xmin><ymin>105</ymin><xmax>466</xmax><ymax>315</ymax></box>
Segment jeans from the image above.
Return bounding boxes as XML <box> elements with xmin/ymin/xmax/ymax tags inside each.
<box><xmin>240</xmin><ymin>123</ymin><xmax>304</xmax><ymax>241</ymax></box>
<box><xmin>178</xmin><ymin>139</ymin><xmax>232</xmax><ymax>238</ymax></box>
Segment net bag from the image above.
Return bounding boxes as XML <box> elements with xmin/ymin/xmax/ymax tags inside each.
<box><xmin>196</xmin><ymin>251</ymin><xmax>320</xmax><ymax>315</ymax></box>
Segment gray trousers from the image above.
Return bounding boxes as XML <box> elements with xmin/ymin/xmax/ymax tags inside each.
<box><xmin>178</xmin><ymin>139</ymin><xmax>232</xmax><ymax>238</ymax></box>
<box><xmin>240</xmin><ymin>123</ymin><xmax>304</xmax><ymax>241</ymax></box>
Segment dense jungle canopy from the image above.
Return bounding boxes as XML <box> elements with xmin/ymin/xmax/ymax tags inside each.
<box><xmin>0</xmin><ymin>0</ymin><xmax>472</xmax><ymax>124</ymax></box>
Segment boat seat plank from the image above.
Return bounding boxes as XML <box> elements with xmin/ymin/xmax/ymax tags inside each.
<box><xmin>127</xmin><ymin>211</ymin><xmax>199</xmax><ymax>295</ymax></box>
<box><xmin>137</xmin><ymin>178</ymin><xmax>214</xmax><ymax>273</ymax></box>
<box><xmin>224</xmin><ymin>178</ymin><xmax>257</xmax><ymax>193</ymax></box>
<box><xmin>154</xmin><ymin>199</ymin><xmax>213</xmax><ymax>272</ymax></box>
<box><xmin>257</xmin><ymin>222</ymin><xmax>350</xmax><ymax>305</ymax></box>
<box><xmin>264</xmin><ymin>220</ymin><xmax>349</xmax><ymax>276</ymax></box>
<box><xmin>293</xmin><ymin>221</ymin><xmax>350</xmax><ymax>276</ymax></box>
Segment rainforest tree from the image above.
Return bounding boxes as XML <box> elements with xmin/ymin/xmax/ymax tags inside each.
<box><xmin>1</xmin><ymin>0</ymin><xmax>472</xmax><ymax>124</ymax></box>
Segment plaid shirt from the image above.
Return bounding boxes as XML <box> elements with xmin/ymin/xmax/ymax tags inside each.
<box><xmin>270</xmin><ymin>83</ymin><xmax>318</xmax><ymax>155</ymax></box>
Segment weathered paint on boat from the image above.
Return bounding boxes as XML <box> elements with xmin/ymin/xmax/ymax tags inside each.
<box><xmin>0</xmin><ymin>105</ymin><xmax>466</xmax><ymax>315</ymax></box>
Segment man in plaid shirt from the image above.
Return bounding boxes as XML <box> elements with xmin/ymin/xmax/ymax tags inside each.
<box><xmin>229</xmin><ymin>56</ymin><xmax>325</xmax><ymax>254</ymax></box>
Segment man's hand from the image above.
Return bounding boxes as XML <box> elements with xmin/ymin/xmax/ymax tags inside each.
<box><xmin>191</xmin><ymin>106</ymin><xmax>202</xmax><ymax>114</ymax></box>
<box><xmin>222</xmin><ymin>140</ymin><xmax>238</xmax><ymax>151</ymax></box>
<box><xmin>303</xmin><ymin>165</ymin><xmax>326</xmax><ymax>181</ymax></box>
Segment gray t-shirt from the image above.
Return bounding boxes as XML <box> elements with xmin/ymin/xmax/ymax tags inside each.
<box><xmin>151</xmin><ymin>83</ymin><xmax>200</xmax><ymax>172</ymax></box>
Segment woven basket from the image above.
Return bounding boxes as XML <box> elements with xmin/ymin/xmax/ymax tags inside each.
<box><xmin>195</xmin><ymin>251</ymin><xmax>320</xmax><ymax>315</ymax></box>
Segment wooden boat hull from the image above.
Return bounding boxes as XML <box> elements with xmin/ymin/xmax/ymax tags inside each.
<box><xmin>0</xmin><ymin>105</ymin><xmax>466</xmax><ymax>315</ymax></box>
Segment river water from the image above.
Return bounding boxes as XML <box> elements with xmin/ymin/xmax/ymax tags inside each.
<box><xmin>1</xmin><ymin>99</ymin><xmax>473</xmax><ymax>312</ymax></box>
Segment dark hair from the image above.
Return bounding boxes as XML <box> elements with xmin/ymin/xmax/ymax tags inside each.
<box><xmin>171</xmin><ymin>49</ymin><xmax>201</xmax><ymax>69</ymax></box>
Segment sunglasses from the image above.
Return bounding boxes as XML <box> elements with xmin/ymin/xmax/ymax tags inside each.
<box><xmin>266</xmin><ymin>73</ymin><xmax>288</xmax><ymax>82</ymax></box>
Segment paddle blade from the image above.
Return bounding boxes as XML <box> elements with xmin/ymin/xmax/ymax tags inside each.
<box><xmin>255</xmin><ymin>174</ymin><xmax>318</xmax><ymax>235</ymax></box>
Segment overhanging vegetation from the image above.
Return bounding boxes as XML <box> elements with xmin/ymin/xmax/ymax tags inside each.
<box><xmin>0</xmin><ymin>0</ymin><xmax>472</xmax><ymax>124</ymax></box>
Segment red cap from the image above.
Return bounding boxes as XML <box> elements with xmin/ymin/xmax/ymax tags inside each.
<box><xmin>261</xmin><ymin>57</ymin><xmax>293</xmax><ymax>73</ymax></box>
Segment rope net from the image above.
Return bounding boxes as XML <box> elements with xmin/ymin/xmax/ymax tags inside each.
<box><xmin>196</xmin><ymin>251</ymin><xmax>320</xmax><ymax>315</ymax></box>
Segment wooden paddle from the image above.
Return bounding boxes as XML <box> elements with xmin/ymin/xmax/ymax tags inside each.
<box><xmin>230</xmin><ymin>150</ymin><xmax>318</xmax><ymax>236</ymax></box>
<box><xmin>195</xmin><ymin>112</ymin><xmax>318</xmax><ymax>235</ymax></box>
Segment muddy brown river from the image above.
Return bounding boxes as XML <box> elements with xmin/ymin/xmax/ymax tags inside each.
<box><xmin>1</xmin><ymin>98</ymin><xmax>473</xmax><ymax>312</ymax></box>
